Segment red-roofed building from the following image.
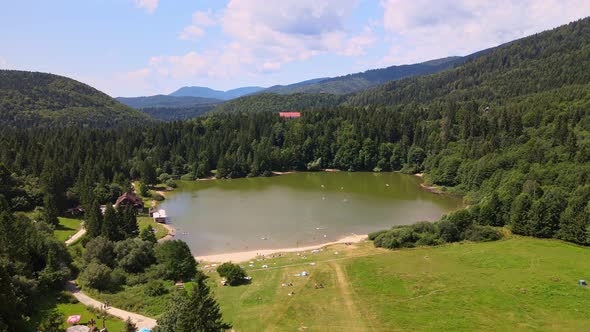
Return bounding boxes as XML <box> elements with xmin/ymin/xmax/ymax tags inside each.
<box><xmin>279</xmin><ymin>112</ymin><xmax>301</xmax><ymax>118</ymax></box>
<box><xmin>115</xmin><ymin>192</ymin><xmax>144</xmax><ymax>212</ymax></box>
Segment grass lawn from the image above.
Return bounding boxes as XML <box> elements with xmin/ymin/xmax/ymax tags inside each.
<box><xmin>54</xmin><ymin>217</ymin><xmax>82</xmax><ymax>242</ymax></box>
<box><xmin>28</xmin><ymin>291</ymin><xmax>125</xmax><ymax>332</ymax></box>
<box><xmin>204</xmin><ymin>236</ymin><xmax>590</xmax><ymax>331</ymax></box>
<box><xmin>138</xmin><ymin>216</ymin><xmax>168</xmax><ymax>239</ymax></box>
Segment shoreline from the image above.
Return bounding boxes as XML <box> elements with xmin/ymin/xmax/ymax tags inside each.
<box><xmin>194</xmin><ymin>233</ymin><xmax>367</xmax><ymax>263</ymax></box>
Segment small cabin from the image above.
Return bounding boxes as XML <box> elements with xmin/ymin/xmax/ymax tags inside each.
<box><xmin>152</xmin><ymin>209</ymin><xmax>168</xmax><ymax>223</ymax></box>
<box><xmin>115</xmin><ymin>192</ymin><xmax>144</xmax><ymax>212</ymax></box>
<box><xmin>66</xmin><ymin>205</ymin><xmax>85</xmax><ymax>216</ymax></box>
<box><xmin>279</xmin><ymin>112</ymin><xmax>301</xmax><ymax>118</ymax></box>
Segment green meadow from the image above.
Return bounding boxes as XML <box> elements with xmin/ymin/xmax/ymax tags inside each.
<box><xmin>206</xmin><ymin>236</ymin><xmax>590</xmax><ymax>331</ymax></box>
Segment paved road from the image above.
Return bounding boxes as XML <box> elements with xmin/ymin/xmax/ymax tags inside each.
<box><xmin>66</xmin><ymin>281</ymin><xmax>157</xmax><ymax>329</ymax></box>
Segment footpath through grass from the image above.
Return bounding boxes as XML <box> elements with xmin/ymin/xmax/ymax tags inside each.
<box><xmin>206</xmin><ymin>236</ymin><xmax>590</xmax><ymax>331</ymax></box>
<box><xmin>53</xmin><ymin>217</ymin><xmax>82</xmax><ymax>242</ymax></box>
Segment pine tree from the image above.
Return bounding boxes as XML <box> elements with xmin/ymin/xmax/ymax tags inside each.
<box><xmin>154</xmin><ymin>279</ymin><xmax>231</xmax><ymax>332</ymax></box>
<box><xmin>121</xmin><ymin>206</ymin><xmax>139</xmax><ymax>239</ymax></box>
<box><xmin>101</xmin><ymin>205</ymin><xmax>122</xmax><ymax>241</ymax></box>
<box><xmin>42</xmin><ymin>192</ymin><xmax>60</xmax><ymax>226</ymax></box>
<box><xmin>85</xmin><ymin>200</ymin><xmax>103</xmax><ymax>238</ymax></box>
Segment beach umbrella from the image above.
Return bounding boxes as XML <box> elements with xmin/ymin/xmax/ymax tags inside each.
<box><xmin>139</xmin><ymin>328</ymin><xmax>151</xmax><ymax>332</ymax></box>
<box><xmin>66</xmin><ymin>315</ymin><xmax>81</xmax><ymax>324</ymax></box>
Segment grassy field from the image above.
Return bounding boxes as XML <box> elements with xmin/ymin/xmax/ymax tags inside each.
<box><xmin>138</xmin><ymin>216</ymin><xmax>168</xmax><ymax>239</ymax></box>
<box><xmin>28</xmin><ymin>291</ymin><xmax>125</xmax><ymax>331</ymax></box>
<box><xmin>54</xmin><ymin>216</ymin><xmax>82</xmax><ymax>242</ymax></box>
<box><xmin>202</xmin><ymin>236</ymin><xmax>590</xmax><ymax>331</ymax></box>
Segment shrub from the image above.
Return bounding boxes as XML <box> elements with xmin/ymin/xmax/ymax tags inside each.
<box><xmin>217</xmin><ymin>263</ymin><xmax>248</xmax><ymax>286</ymax></box>
<box><xmin>155</xmin><ymin>240</ymin><xmax>197</xmax><ymax>281</ymax></box>
<box><xmin>465</xmin><ymin>225</ymin><xmax>502</xmax><ymax>242</ymax></box>
<box><xmin>115</xmin><ymin>238</ymin><xmax>156</xmax><ymax>273</ymax></box>
<box><xmin>83</xmin><ymin>236</ymin><xmax>115</xmax><ymax>267</ymax></box>
<box><xmin>180</xmin><ymin>173</ymin><xmax>195</xmax><ymax>181</ymax></box>
<box><xmin>152</xmin><ymin>193</ymin><xmax>165</xmax><ymax>201</ymax></box>
<box><xmin>80</xmin><ymin>262</ymin><xmax>112</xmax><ymax>291</ymax></box>
<box><xmin>438</xmin><ymin>220</ymin><xmax>460</xmax><ymax>243</ymax></box>
<box><xmin>144</xmin><ymin>280</ymin><xmax>168</xmax><ymax>296</ymax></box>
<box><xmin>165</xmin><ymin>179</ymin><xmax>177</xmax><ymax>188</ymax></box>
<box><xmin>368</xmin><ymin>230</ymin><xmax>387</xmax><ymax>241</ymax></box>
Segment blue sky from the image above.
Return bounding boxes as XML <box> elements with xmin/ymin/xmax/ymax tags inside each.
<box><xmin>1</xmin><ymin>0</ymin><xmax>590</xmax><ymax>97</ymax></box>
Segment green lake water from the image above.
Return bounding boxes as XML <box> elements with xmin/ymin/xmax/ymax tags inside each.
<box><xmin>161</xmin><ymin>172</ymin><xmax>463</xmax><ymax>255</ymax></box>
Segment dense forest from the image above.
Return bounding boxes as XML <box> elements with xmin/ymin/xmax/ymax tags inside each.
<box><xmin>116</xmin><ymin>95</ymin><xmax>222</xmax><ymax>121</ymax></box>
<box><xmin>2</xmin><ymin>16</ymin><xmax>590</xmax><ymax>331</ymax></box>
<box><xmin>262</xmin><ymin>56</ymin><xmax>464</xmax><ymax>95</ymax></box>
<box><xmin>0</xmin><ymin>71</ymin><xmax>151</xmax><ymax>128</ymax></box>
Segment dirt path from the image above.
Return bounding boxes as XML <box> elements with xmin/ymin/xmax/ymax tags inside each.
<box><xmin>66</xmin><ymin>281</ymin><xmax>157</xmax><ymax>329</ymax></box>
<box><xmin>63</xmin><ymin>222</ymin><xmax>160</xmax><ymax>330</ymax></box>
<box><xmin>331</xmin><ymin>262</ymin><xmax>367</xmax><ymax>330</ymax></box>
<box><xmin>65</xmin><ymin>227</ymin><xmax>86</xmax><ymax>246</ymax></box>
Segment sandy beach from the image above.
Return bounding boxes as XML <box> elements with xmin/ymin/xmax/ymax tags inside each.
<box><xmin>194</xmin><ymin>233</ymin><xmax>367</xmax><ymax>263</ymax></box>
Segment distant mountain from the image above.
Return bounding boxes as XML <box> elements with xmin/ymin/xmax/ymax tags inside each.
<box><xmin>169</xmin><ymin>86</ymin><xmax>265</xmax><ymax>100</ymax></box>
<box><xmin>258</xmin><ymin>57</ymin><xmax>463</xmax><ymax>95</ymax></box>
<box><xmin>262</xmin><ymin>77</ymin><xmax>330</xmax><ymax>94</ymax></box>
<box><xmin>116</xmin><ymin>95</ymin><xmax>223</xmax><ymax>121</ymax></box>
<box><xmin>0</xmin><ymin>70</ymin><xmax>152</xmax><ymax>128</ymax></box>
<box><xmin>116</xmin><ymin>95</ymin><xmax>222</xmax><ymax>108</ymax></box>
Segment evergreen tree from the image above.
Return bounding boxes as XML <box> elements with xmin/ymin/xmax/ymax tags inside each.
<box><xmin>101</xmin><ymin>205</ymin><xmax>122</xmax><ymax>242</ymax></box>
<box><xmin>510</xmin><ymin>193</ymin><xmax>532</xmax><ymax>235</ymax></box>
<box><xmin>154</xmin><ymin>279</ymin><xmax>231</xmax><ymax>332</ymax></box>
<box><xmin>121</xmin><ymin>206</ymin><xmax>139</xmax><ymax>239</ymax></box>
<box><xmin>85</xmin><ymin>199</ymin><xmax>103</xmax><ymax>238</ymax></box>
<box><xmin>42</xmin><ymin>192</ymin><xmax>60</xmax><ymax>226</ymax></box>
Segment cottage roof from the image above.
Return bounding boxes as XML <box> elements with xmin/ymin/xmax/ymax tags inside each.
<box><xmin>115</xmin><ymin>192</ymin><xmax>144</xmax><ymax>207</ymax></box>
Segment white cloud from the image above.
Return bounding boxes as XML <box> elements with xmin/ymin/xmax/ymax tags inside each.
<box><xmin>167</xmin><ymin>1</ymin><xmax>372</xmax><ymax>80</ymax></box>
<box><xmin>192</xmin><ymin>10</ymin><xmax>216</xmax><ymax>26</ymax></box>
<box><xmin>0</xmin><ymin>56</ymin><xmax>8</xmax><ymax>68</ymax></box>
<box><xmin>178</xmin><ymin>26</ymin><xmax>205</xmax><ymax>40</ymax></box>
<box><xmin>178</xmin><ymin>9</ymin><xmax>217</xmax><ymax>40</ymax></box>
<box><xmin>134</xmin><ymin>0</ymin><xmax>158</xmax><ymax>14</ymax></box>
<box><xmin>380</xmin><ymin>0</ymin><xmax>590</xmax><ymax>64</ymax></box>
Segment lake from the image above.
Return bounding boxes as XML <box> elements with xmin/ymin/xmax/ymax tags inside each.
<box><xmin>161</xmin><ymin>172</ymin><xmax>463</xmax><ymax>256</ymax></box>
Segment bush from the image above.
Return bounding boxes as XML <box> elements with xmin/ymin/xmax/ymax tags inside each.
<box><xmin>80</xmin><ymin>262</ymin><xmax>112</xmax><ymax>291</ymax></box>
<box><xmin>83</xmin><ymin>236</ymin><xmax>115</xmax><ymax>267</ymax></box>
<box><xmin>438</xmin><ymin>220</ymin><xmax>460</xmax><ymax>243</ymax></box>
<box><xmin>152</xmin><ymin>193</ymin><xmax>165</xmax><ymax>201</ymax></box>
<box><xmin>115</xmin><ymin>238</ymin><xmax>156</xmax><ymax>273</ymax></box>
<box><xmin>464</xmin><ymin>225</ymin><xmax>502</xmax><ymax>242</ymax></box>
<box><xmin>155</xmin><ymin>240</ymin><xmax>197</xmax><ymax>281</ymax></box>
<box><xmin>158</xmin><ymin>173</ymin><xmax>171</xmax><ymax>183</ymax></box>
<box><xmin>180</xmin><ymin>173</ymin><xmax>195</xmax><ymax>181</ymax></box>
<box><xmin>217</xmin><ymin>263</ymin><xmax>248</xmax><ymax>286</ymax></box>
<box><xmin>144</xmin><ymin>280</ymin><xmax>168</xmax><ymax>296</ymax></box>
<box><xmin>165</xmin><ymin>179</ymin><xmax>177</xmax><ymax>188</ymax></box>
<box><xmin>368</xmin><ymin>230</ymin><xmax>387</xmax><ymax>240</ymax></box>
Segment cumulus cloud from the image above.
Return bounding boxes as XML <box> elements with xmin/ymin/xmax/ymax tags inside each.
<box><xmin>134</xmin><ymin>0</ymin><xmax>158</xmax><ymax>14</ymax></box>
<box><xmin>380</xmin><ymin>0</ymin><xmax>590</xmax><ymax>64</ymax></box>
<box><xmin>178</xmin><ymin>10</ymin><xmax>217</xmax><ymax>40</ymax></box>
<box><xmin>164</xmin><ymin>0</ymin><xmax>372</xmax><ymax>81</ymax></box>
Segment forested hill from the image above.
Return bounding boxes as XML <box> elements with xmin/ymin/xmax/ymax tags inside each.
<box><xmin>116</xmin><ymin>95</ymin><xmax>222</xmax><ymax>109</ymax></box>
<box><xmin>262</xmin><ymin>56</ymin><xmax>463</xmax><ymax>95</ymax></box>
<box><xmin>347</xmin><ymin>18</ymin><xmax>590</xmax><ymax>107</ymax></box>
<box><xmin>0</xmin><ymin>70</ymin><xmax>152</xmax><ymax>128</ymax></box>
<box><xmin>214</xmin><ymin>93</ymin><xmax>346</xmax><ymax>114</ymax></box>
